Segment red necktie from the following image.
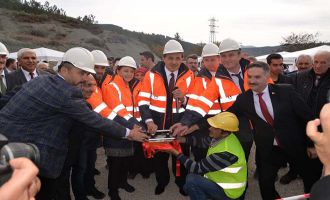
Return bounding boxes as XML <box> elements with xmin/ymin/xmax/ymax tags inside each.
<box><xmin>169</xmin><ymin>73</ymin><xmax>175</xmax><ymax>92</ymax></box>
<box><xmin>257</xmin><ymin>93</ymin><xmax>274</xmax><ymax>126</ymax></box>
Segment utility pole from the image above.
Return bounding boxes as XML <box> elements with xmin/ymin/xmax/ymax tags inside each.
<box><xmin>209</xmin><ymin>17</ymin><xmax>218</xmax><ymax>43</ymax></box>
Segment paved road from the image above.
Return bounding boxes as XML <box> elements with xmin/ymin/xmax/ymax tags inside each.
<box><xmin>87</xmin><ymin>144</ymin><xmax>304</xmax><ymax>200</ymax></box>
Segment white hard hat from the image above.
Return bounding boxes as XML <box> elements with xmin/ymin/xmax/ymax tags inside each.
<box><xmin>62</xmin><ymin>47</ymin><xmax>95</xmax><ymax>74</ymax></box>
<box><xmin>163</xmin><ymin>40</ymin><xmax>184</xmax><ymax>55</ymax></box>
<box><xmin>201</xmin><ymin>43</ymin><xmax>219</xmax><ymax>58</ymax></box>
<box><xmin>0</xmin><ymin>42</ymin><xmax>9</xmax><ymax>56</ymax></box>
<box><xmin>117</xmin><ymin>56</ymin><xmax>137</xmax><ymax>69</ymax></box>
<box><xmin>91</xmin><ymin>50</ymin><xmax>109</xmax><ymax>66</ymax></box>
<box><xmin>219</xmin><ymin>38</ymin><xmax>240</xmax><ymax>54</ymax></box>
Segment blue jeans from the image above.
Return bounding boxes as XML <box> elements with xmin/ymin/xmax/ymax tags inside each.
<box><xmin>183</xmin><ymin>173</ymin><xmax>232</xmax><ymax>200</ymax></box>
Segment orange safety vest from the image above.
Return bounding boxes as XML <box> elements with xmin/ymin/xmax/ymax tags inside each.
<box><xmin>103</xmin><ymin>75</ymin><xmax>141</xmax><ymax>122</ymax></box>
<box><xmin>86</xmin><ymin>87</ymin><xmax>118</xmax><ymax>120</ymax></box>
<box><xmin>138</xmin><ymin>62</ymin><xmax>195</xmax><ymax>128</ymax></box>
<box><xmin>186</xmin><ymin>76</ymin><xmax>241</xmax><ymax>117</ymax></box>
<box><xmin>101</xmin><ymin>74</ymin><xmax>112</xmax><ymax>91</ymax></box>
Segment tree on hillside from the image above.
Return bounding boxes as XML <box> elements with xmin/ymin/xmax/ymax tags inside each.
<box><xmin>174</xmin><ymin>32</ymin><xmax>183</xmax><ymax>41</ymax></box>
<box><xmin>278</xmin><ymin>32</ymin><xmax>326</xmax><ymax>52</ymax></box>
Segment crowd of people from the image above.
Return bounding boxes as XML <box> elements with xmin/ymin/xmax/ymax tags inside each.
<box><xmin>0</xmin><ymin>38</ymin><xmax>329</xmax><ymax>200</ymax></box>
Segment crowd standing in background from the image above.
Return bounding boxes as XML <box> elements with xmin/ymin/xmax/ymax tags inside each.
<box><xmin>0</xmin><ymin>39</ymin><xmax>329</xmax><ymax>200</ymax></box>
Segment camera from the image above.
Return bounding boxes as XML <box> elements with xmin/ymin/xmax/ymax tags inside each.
<box><xmin>0</xmin><ymin>134</ymin><xmax>40</xmax><ymax>186</ymax></box>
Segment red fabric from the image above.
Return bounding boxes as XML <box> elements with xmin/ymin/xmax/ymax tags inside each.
<box><xmin>142</xmin><ymin>140</ymin><xmax>182</xmax><ymax>176</ymax></box>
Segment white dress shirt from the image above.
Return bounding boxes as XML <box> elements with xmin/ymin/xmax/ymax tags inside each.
<box><xmin>21</xmin><ymin>68</ymin><xmax>38</xmax><ymax>82</ymax></box>
<box><xmin>164</xmin><ymin>66</ymin><xmax>178</xmax><ymax>85</ymax></box>
<box><xmin>252</xmin><ymin>85</ymin><xmax>277</xmax><ymax>146</ymax></box>
<box><xmin>228</xmin><ymin>68</ymin><xmax>243</xmax><ymax>92</ymax></box>
<box><xmin>0</xmin><ymin>70</ymin><xmax>7</xmax><ymax>88</ymax></box>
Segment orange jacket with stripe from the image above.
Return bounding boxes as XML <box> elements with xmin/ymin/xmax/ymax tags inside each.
<box><xmin>187</xmin><ymin>67</ymin><xmax>236</xmax><ymax>116</ymax></box>
<box><xmin>86</xmin><ymin>86</ymin><xmax>134</xmax><ymax>128</ymax></box>
<box><xmin>102</xmin><ymin>75</ymin><xmax>140</xmax><ymax>126</ymax></box>
<box><xmin>138</xmin><ymin>61</ymin><xmax>195</xmax><ymax>129</ymax></box>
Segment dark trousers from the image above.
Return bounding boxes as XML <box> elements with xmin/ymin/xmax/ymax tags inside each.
<box><xmin>36</xmin><ymin>176</ymin><xmax>58</xmax><ymax>200</ymax></box>
<box><xmin>107</xmin><ymin>156</ymin><xmax>131</xmax><ymax>192</ymax></box>
<box><xmin>257</xmin><ymin>146</ymin><xmax>314</xmax><ymax>200</ymax></box>
<box><xmin>71</xmin><ymin>147</ymin><xmax>98</xmax><ymax>200</ymax></box>
<box><xmin>129</xmin><ymin>142</ymin><xmax>154</xmax><ymax>176</ymax></box>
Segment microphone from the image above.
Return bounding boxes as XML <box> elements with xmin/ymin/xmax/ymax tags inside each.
<box><xmin>173</xmin><ymin>87</ymin><xmax>179</xmax><ymax>113</ymax></box>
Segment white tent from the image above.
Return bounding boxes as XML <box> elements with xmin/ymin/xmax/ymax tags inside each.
<box><xmin>282</xmin><ymin>45</ymin><xmax>330</xmax><ymax>64</ymax></box>
<box><xmin>8</xmin><ymin>47</ymin><xmax>64</xmax><ymax>61</ymax></box>
<box><xmin>256</xmin><ymin>51</ymin><xmax>289</xmax><ymax>62</ymax></box>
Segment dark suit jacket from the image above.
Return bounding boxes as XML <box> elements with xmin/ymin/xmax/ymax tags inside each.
<box><xmin>0</xmin><ymin>75</ymin><xmax>127</xmax><ymax>178</ymax></box>
<box><xmin>310</xmin><ymin>175</ymin><xmax>330</xmax><ymax>200</ymax></box>
<box><xmin>0</xmin><ymin>69</ymin><xmax>10</xmax><ymax>98</ymax></box>
<box><xmin>228</xmin><ymin>84</ymin><xmax>313</xmax><ymax>159</ymax></box>
<box><xmin>6</xmin><ymin>68</ymin><xmax>48</xmax><ymax>92</ymax></box>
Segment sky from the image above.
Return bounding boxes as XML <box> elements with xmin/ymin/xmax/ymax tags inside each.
<box><xmin>40</xmin><ymin>0</ymin><xmax>330</xmax><ymax>47</ymax></box>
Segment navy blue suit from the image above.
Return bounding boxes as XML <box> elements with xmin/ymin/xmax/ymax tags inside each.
<box><xmin>0</xmin><ymin>74</ymin><xmax>127</xmax><ymax>179</ymax></box>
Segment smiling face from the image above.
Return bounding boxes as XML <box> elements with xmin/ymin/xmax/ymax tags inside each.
<box><xmin>117</xmin><ymin>66</ymin><xmax>135</xmax><ymax>83</ymax></box>
<box><xmin>163</xmin><ymin>53</ymin><xmax>183</xmax><ymax>72</ymax></box>
<box><xmin>220</xmin><ymin>50</ymin><xmax>241</xmax><ymax>72</ymax></box>
<box><xmin>18</xmin><ymin>51</ymin><xmax>37</xmax><ymax>72</ymax></box>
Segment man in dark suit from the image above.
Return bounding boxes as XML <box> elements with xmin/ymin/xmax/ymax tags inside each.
<box><xmin>0</xmin><ymin>42</ymin><xmax>9</xmax><ymax>97</ymax></box>
<box><xmin>6</xmin><ymin>48</ymin><xmax>48</xmax><ymax>92</ymax></box>
<box><xmin>227</xmin><ymin>61</ymin><xmax>315</xmax><ymax>199</ymax></box>
<box><xmin>0</xmin><ymin>47</ymin><xmax>148</xmax><ymax>200</ymax></box>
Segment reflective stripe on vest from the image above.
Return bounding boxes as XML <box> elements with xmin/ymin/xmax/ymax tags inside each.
<box><xmin>110</xmin><ymin>82</ymin><xmax>122</xmax><ymax>102</ymax></box>
<box><xmin>215</xmin><ymin>78</ymin><xmax>238</xmax><ymax>104</ymax></box>
<box><xmin>217</xmin><ymin>182</ymin><xmax>246</xmax><ymax>189</ymax></box>
<box><xmin>138</xmin><ymin>100</ymin><xmax>150</xmax><ymax>106</ymax></box>
<box><xmin>186</xmin><ymin>105</ymin><xmax>207</xmax><ymax>116</ymax></box>
<box><xmin>202</xmin><ymin>77</ymin><xmax>207</xmax><ymax>89</ymax></box>
<box><xmin>113</xmin><ymin>104</ymin><xmax>125</xmax><ymax>113</ymax></box>
<box><xmin>107</xmin><ymin>112</ymin><xmax>117</xmax><ymax>120</ymax></box>
<box><xmin>150</xmin><ymin>72</ymin><xmax>155</xmax><ymax>94</ymax></box>
<box><xmin>186</xmin><ymin>76</ymin><xmax>191</xmax><ymax>88</ymax></box>
<box><xmin>94</xmin><ymin>102</ymin><xmax>107</xmax><ymax>113</ymax></box>
<box><xmin>208</xmin><ymin>109</ymin><xmax>222</xmax><ymax>115</ymax></box>
<box><xmin>220</xmin><ymin>167</ymin><xmax>242</xmax><ymax>173</ymax></box>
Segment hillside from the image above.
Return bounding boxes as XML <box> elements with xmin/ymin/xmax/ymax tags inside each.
<box><xmin>0</xmin><ymin>7</ymin><xmax>203</xmax><ymax>61</ymax></box>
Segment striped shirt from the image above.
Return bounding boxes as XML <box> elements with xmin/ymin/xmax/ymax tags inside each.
<box><xmin>177</xmin><ymin>136</ymin><xmax>238</xmax><ymax>174</ymax></box>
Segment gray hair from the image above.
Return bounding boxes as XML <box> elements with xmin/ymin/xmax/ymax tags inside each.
<box><xmin>17</xmin><ymin>48</ymin><xmax>37</xmax><ymax>60</ymax></box>
<box><xmin>296</xmin><ymin>54</ymin><xmax>313</xmax><ymax>64</ymax></box>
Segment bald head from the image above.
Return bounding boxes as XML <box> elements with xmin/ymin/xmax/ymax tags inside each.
<box><xmin>296</xmin><ymin>54</ymin><xmax>313</xmax><ymax>71</ymax></box>
<box><xmin>313</xmin><ymin>51</ymin><xmax>330</xmax><ymax>75</ymax></box>
<box><xmin>36</xmin><ymin>62</ymin><xmax>49</xmax><ymax>71</ymax></box>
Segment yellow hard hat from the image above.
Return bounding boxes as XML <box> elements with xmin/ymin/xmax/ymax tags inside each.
<box><xmin>207</xmin><ymin>112</ymin><xmax>239</xmax><ymax>132</ymax></box>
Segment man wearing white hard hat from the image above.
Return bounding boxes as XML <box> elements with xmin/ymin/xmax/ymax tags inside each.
<box><xmin>0</xmin><ymin>47</ymin><xmax>149</xmax><ymax>200</ymax></box>
<box><xmin>0</xmin><ymin>42</ymin><xmax>9</xmax><ymax>97</ymax></box>
<box><xmin>138</xmin><ymin>40</ymin><xmax>195</xmax><ymax>195</ymax></box>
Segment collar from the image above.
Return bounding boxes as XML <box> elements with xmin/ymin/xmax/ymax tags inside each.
<box><xmin>252</xmin><ymin>85</ymin><xmax>269</xmax><ymax>96</ymax></box>
<box><xmin>21</xmin><ymin>68</ymin><xmax>37</xmax><ymax>76</ymax></box>
<box><xmin>164</xmin><ymin>66</ymin><xmax>178</xmax><ymax>77</ymax></box>
<box><xmin>228</xmin><ymin>68</ymin><xmax>242</xmax><ymax>76</ymax></box>
<box><xmin>57</xmin><ymin>73</ymin><xmax>65</xmax><ymax>80</ymax></box>
<box><xmin>0</xmin><ymin>70</ymin><xmax>4</xmax><ymax>76</ymax></box>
